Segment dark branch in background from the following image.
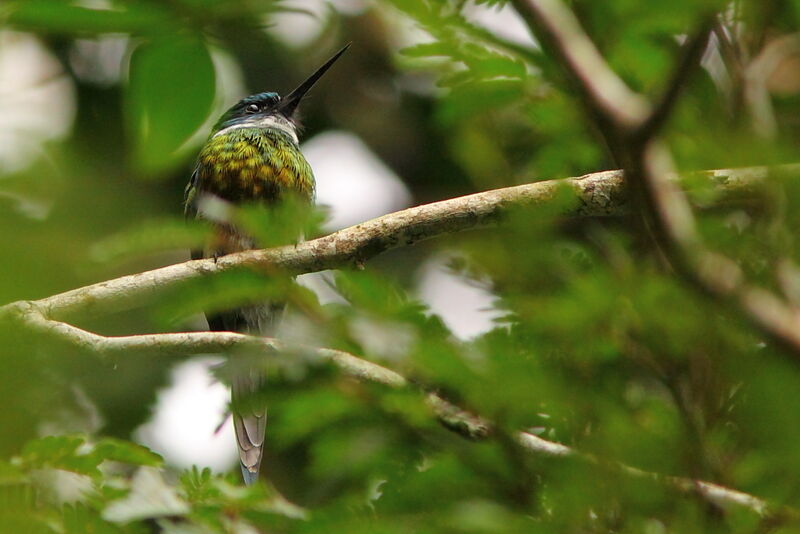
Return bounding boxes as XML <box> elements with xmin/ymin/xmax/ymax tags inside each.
<box><xmin>3</xmin><ymin>299</ymin><xmax>793</xmax><ymax>521</ymax></box>
<box><xmin>637</xmin><ymin>20</ymin><xmax>714</xmax><ymax>140</ymax></box>
<box><xmin>510</xmin><ymin>0</ymin><xmax>800</xmax><ymax>360</ymax></box>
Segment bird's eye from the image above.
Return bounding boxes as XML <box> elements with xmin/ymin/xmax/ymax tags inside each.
<box><xmin>245</xmin><ymin>104</ymin><xmax>260</xmax><ymax>114</ymax></box>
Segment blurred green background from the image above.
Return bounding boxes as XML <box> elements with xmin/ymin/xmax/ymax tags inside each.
<box><xmin>2</xmin><ymin>0</ymin><xmax>800</xmax><ymax>531</ymax></box>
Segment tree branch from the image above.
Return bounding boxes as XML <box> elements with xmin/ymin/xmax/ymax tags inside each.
<box><xmin>509</xmin><ymin>0</ymin><xmax>800</xmax><ymax>360</ymax></box>
<box><xmin>0</xmin><ymin>165</ymin><xmax>786</xmax><ymax>324</ymax></box>
<box><xmin>5</xmin><ymin>300</ymin><xmax>794</xmax><ymax>521</ymax></box>
<box><xmin>510</xmin><ymin>0</ymin><xmax>650</xmax><ymax>128</ymax></box>
<box><xmin>744</xmin><ymin>33</ymin><xmax>800</xmax><ymax>139</ymax></box>
<box><xmin>637</xmin><ymin>21</ymin><xmax>714</xmax><ymax>140</ymax></box>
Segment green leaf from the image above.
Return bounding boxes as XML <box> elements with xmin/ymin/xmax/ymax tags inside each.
<box><xmin>91</xmin><ymin>218</ymin><xmax>211</xmax><ymax>264</ymax></box>
<box><xmin>462</xmin><ymin>53</ymin><xmax>527</xmax><ymax>80</ymax></box>
<box><xmin>334</xmin><ymin>271</ymin><xmax>416</xmax><ymax>317</ymax></box>
<box><xmin>5</xmin><ymin>0</ymin><xmax>170</xmax><ymax>34</ymax></box>
<box><xmin>235</xmin><ymin>196</ymin><xmax>326</xmax><ymax>248</ymax></box>
<box><xmin>102</xmin><ymin>467</ymin><xmax>189</xmax><ymax>523</ymax></box>
<box><xmin>400</xmin><ymin>42</ymin><xmax>455</xmax><ymax>58</ymax></box>
<box><xmin>20</xmin><ymin>435</ymin><xmax>101</xmax><ymax>477</ymax></box>
<box><xmin>62</xmin><ymin>503</ymin><xmax>128</xmax><ymax>534</ymax></box>
<box><xmin>437</xmin><ymin>79</ymin><xmax>522</xmax><ymax>123</ymax></box>
<box><xmin>153</xmin><ymin>268</ymin><xmax>293</xmax><ymax>327</ymax></box>
<box><xmin>92</xmin><ymin>438</ymin><xmax>163</xmax><ymax>467</ymax></box>
<box><xmin>127</xmin><ymin>34</ymin><xmax>216</xmax><ymax>173</ymax></box>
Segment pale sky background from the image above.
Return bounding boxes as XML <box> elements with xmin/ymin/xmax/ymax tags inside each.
<box><xmin>0</xmin><ymin>0</ymin><xmax>531</xmax><ymax>472</ymax></box>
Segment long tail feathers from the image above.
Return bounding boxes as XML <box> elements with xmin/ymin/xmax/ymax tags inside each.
<box><xmin>231</xmin><ymin>370</ymin><xmax>267</xmax><ymax>485</ymax></box>
<box><xmin>207</xmin><ymin>280</ymin><xmax>284</xmax><ymax>485</ymax></box>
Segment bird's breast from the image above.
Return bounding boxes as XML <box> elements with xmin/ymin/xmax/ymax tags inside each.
<box><xmin>195</xmin><ymin>128</ymin><xmax>314</xmax><ymax>204</ymax></box>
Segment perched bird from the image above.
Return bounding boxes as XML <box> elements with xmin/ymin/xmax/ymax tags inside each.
<box><xmin>184</xmin><ymin>45</ymin><xmax>349</xmax><ymax>485</ymax></box>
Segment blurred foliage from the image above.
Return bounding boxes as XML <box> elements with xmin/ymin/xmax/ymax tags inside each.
<box><xmin>1</xmin><ymin>0</ymin><xmax>800</xmax><ymax>532</ymax></box>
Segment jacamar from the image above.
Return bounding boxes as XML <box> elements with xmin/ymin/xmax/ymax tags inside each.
<box><xmin>184</xmin><ymin>45</ymin><xmax>349</xmax><ymax>485</ymax></box>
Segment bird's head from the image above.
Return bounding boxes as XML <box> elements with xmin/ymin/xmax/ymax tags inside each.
<box><xmin>211</xmin><ymin>44</ymin><xmax>350</xmax><ymax>143</ymax></box>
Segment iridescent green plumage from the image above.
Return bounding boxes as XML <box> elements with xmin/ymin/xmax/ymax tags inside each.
<box><xmin>197</xmin><ymin>128</ymin><xmax>314</xmax><ymax>203</ymax></box>
<box><xmin>183</xmin><ymin>45</ymin><xmax>349</xmax><ymax>486</ymax></box>
<box><xmin>188</xmin><ymin>128</ymin><xmax>314</xmax><ymax>207</ymax></box>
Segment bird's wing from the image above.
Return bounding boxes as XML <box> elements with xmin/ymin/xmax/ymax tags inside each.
<box><xmin>184</xmin><ymin>167</ymin><xmax>205</xmax><ymax>262</ymax></box>
<box><xmin>184</xmin><ymin>167</ymin><xmax>200</xmax><ymax>220</ymax></box>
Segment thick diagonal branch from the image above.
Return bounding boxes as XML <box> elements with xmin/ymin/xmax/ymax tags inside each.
<box><xmin>0</xmin><ymin>165</ymin><xmax>785</xmax><ymax>324</ymax></box>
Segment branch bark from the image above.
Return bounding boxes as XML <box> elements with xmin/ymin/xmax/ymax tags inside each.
<box><xmin>5</xmin><ymin>300</ymin><xmax>793</xmax><ymax>521</ymax></box>
<box><xmin>1</xmin><ymin>165</ymin><xmax>788</xmax><ymax>324</ymax></box>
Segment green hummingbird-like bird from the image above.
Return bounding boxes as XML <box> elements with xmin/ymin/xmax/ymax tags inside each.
<box><xmin>184</xmin><ymin>45</ymin><xmax>349</xmax><ymax>485</ymax></box>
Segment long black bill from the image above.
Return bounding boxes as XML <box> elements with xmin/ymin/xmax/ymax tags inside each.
<box><xmin>279</xmin><ymin>43</ymin><xmax>350</xmax><ymax>117</ymax></box>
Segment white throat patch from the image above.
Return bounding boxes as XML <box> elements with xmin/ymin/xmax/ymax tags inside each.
<box><xmin>213</xmin><ymin>115</ymin><xmax>299</xmax><ymax>144</ymax></box>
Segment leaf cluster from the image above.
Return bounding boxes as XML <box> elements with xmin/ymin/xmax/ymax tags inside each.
<box><xmin>3</xmin><ymin>0</ymin><xmax>800</xmax><ymax>532</ymax></box>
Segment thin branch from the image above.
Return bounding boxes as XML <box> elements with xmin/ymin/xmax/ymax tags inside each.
<box><xmin>1</xmin><ymin>165</ymin><xmax>786</xmax><ymax>324</ymax></box>
<box><xmin>510</xmin><ymin>0</ymin><xmax>650</xmax><ymax>128</ymax></box>
<box><xmin>637</xmin><ymin>21</ymin><xmax>715</xmax><ymax>140</ymax></box>
<box><xmin>713</xmin><ymin>18</ymin><xmax>744</xmax><ymax>74</ymax></box>
<box><xmin>9</xmin><ymin>300</ymin><xmax>407</xmax><ymax>389</ymax></box>
<box><xmin>636</xmin><ymin>77</ymin><xmax>800</xmax><ymax>355</ymax></box>
<box><xmin>6</xmin><ymin>301</ymin><xmax>794</xmax><ymax>521</ymax></box>
<box><xmin>744</xmin><ymin>33</ymin><xmax>800</xmax><ymax>139</ymax></box>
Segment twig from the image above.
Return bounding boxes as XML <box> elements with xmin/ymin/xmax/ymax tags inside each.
<box><xmin>7</xmin><ymin>300</ymin><xmax>406</xmax><ymax>388</ymax></box>
<box><xmin>637</xmin><ymin>21</ymin><xmax>715</xmax><ymax>140</ymax></box>
<box><xmin>744</xmin><ymin>33</ymin><xmax>800</xmax><ymax>139</ymax></box>
<box><xmin>713</xmin><ymin>18</ymin><xmax>743</xmax><ymax>74</ymax></box>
